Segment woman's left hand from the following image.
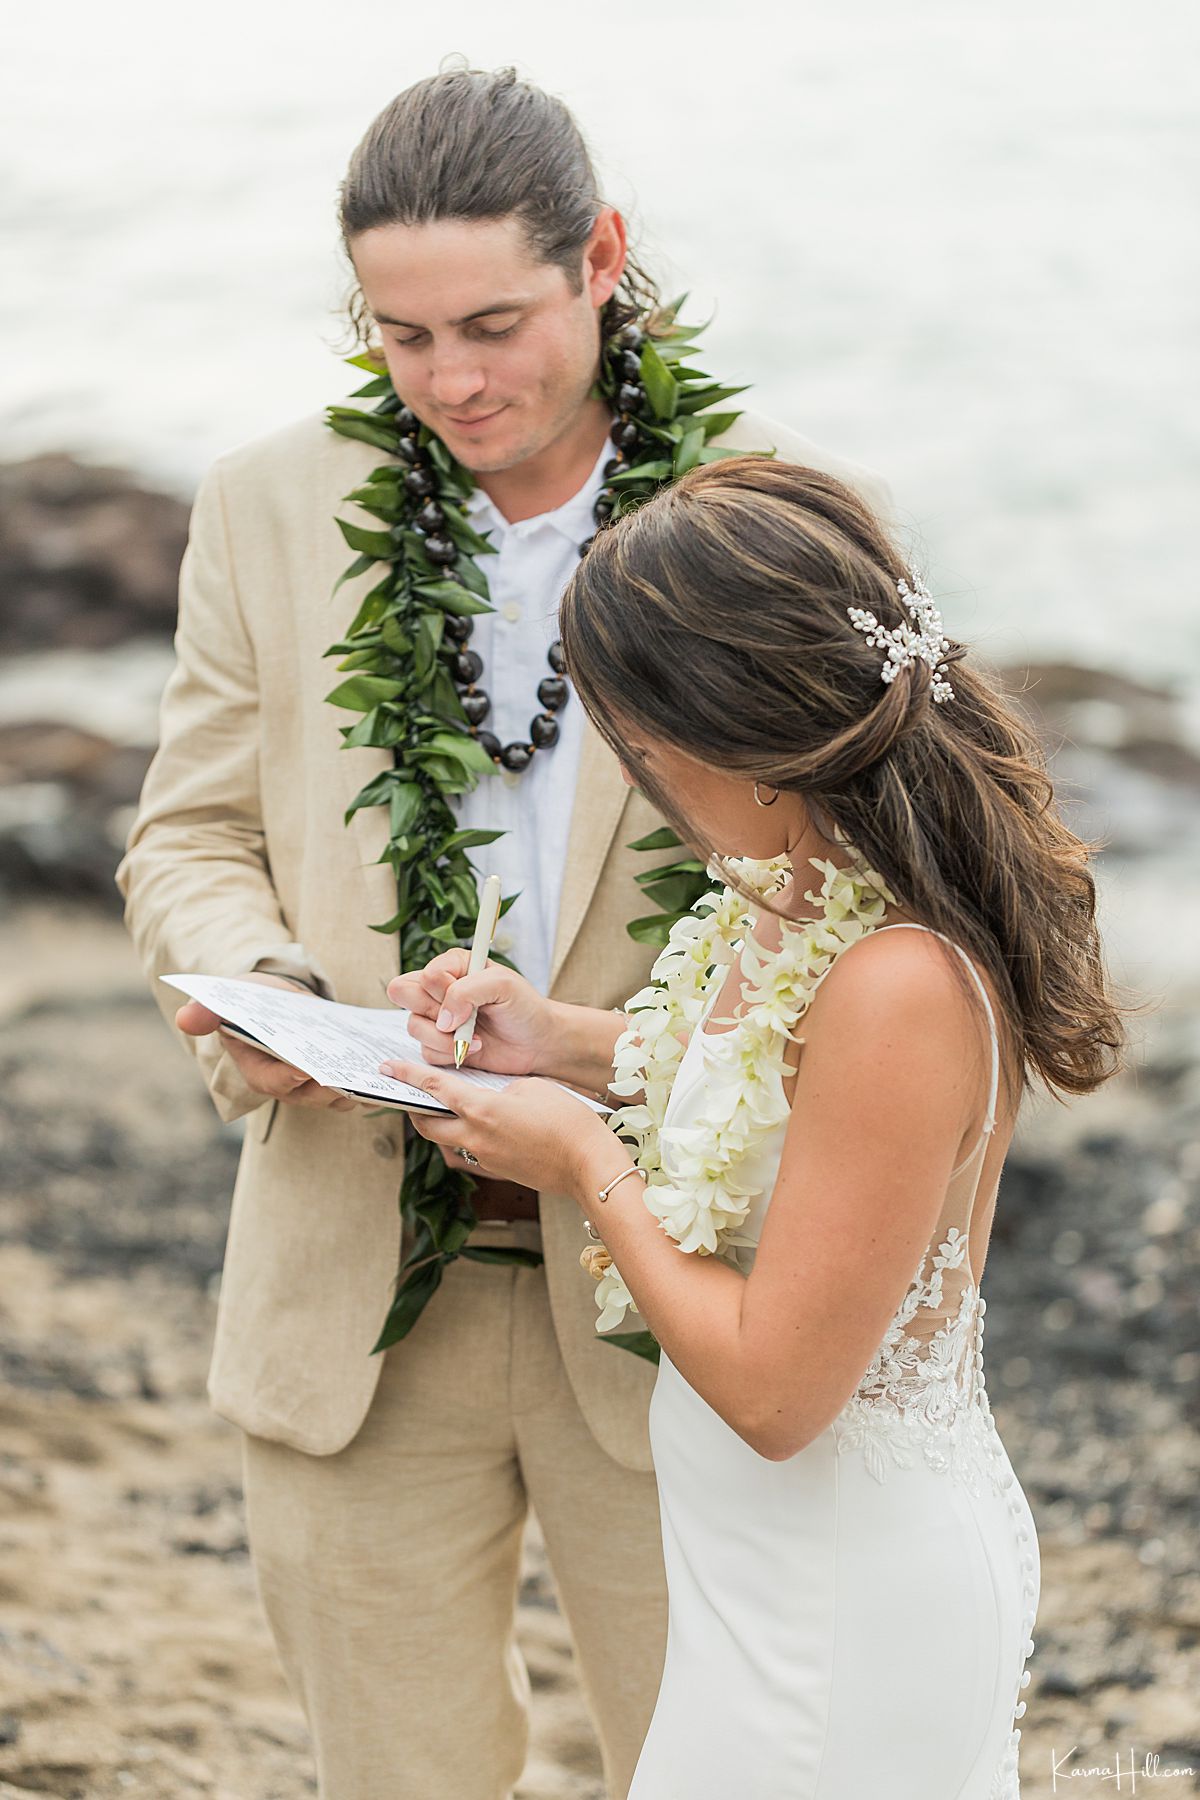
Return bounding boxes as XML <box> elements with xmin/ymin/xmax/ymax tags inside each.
<box><xmin>379</xmin><ymin>1055</ymin><xmax>612</xmax><ymax>1195</ymax></box>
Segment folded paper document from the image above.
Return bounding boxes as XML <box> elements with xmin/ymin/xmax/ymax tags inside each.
<box><xmin>161</xmin><ymin>974</ymin><xmax>613</xmax><ymax>1118</ymax></box>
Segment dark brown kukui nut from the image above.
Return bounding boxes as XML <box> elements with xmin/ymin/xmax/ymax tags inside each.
<box><xmin>530</xmin><ymin>712</ymin><xmax>559</xmax><ymax>747</ymax></box>
<box><xmin>610</xmin><ymin>419</ymin><xmax>640</xmax><ymax>454</ymax></box>
<box><xmin>453</xmin><ymin>649</ymin><xmax>484</xmax><ymax>684</ymax></box>
<box><xmin>617</xmin><ymin>382</ymin><xmax>644</xmax><ymax>414</ymax></box>
<box><xmin>404</xmin><ymin>467</ymin><xmax>436</xmax><ymax>498</ymax></box>
<box><xmin>416</xmin><ymin>500</ymin><xmax>445</xmax><ymax>531</ymax></box>
<box><xmin>548</xmin><ymin>640</ymin><xmax>566</xmax><ymax>673</ymax></box>
<box><xmin>500</xmin><ymin>742</ymin><xmax>533</xmax><ymax>772</ymax></box>
<box><xmin>424</xmin><ymin>535</ymin><xmax>458</xmax><ymax>565</ymax></box>
<box><xmin>461</xmin><ymin>691</ymin><xmax>490</xmax><ymax>725</ymax></box>
<box><xmin>538</xmin><ymin>675</ymin><xmax>568</xmax><ymax>710</ymax></box>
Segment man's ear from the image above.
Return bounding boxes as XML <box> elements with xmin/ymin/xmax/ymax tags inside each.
<box><xmin>584</xmin><ymin>204</ymin><xmax>628</xmax><ymax>310</ymax></box>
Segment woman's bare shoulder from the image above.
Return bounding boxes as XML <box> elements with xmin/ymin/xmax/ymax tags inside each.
<box><xmin>798</xmin><ymin>920</ymin><xmax>988</xmax><ymax>1057</ymax></box>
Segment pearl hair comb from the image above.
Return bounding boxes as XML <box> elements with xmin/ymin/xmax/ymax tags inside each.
<box><xmin>847</xmin><ymin>571</ymin><xmax>955</xmax><ymax>704</ymax></box>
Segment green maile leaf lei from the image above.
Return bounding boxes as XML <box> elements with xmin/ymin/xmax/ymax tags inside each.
<box><xmin>322</xmin><ymin>299</ymin><xmax>753</xmax><ymax>1359</ymax></box>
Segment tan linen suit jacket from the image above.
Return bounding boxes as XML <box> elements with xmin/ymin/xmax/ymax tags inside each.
<box><xmin>115</xmin><ymin>403</ymin><xmax>893</xmax><ymax>1470</ymax></box>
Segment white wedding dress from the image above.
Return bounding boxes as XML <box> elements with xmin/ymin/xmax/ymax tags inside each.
<box><xmin>627</xmin><ymin>925</ymin><xmax>1039</xmax><ymax>1800</ymax></box>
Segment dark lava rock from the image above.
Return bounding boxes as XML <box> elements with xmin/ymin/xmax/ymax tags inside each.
<box><xmin>0</xmin><ymin>452</ymin><xmax>189</xmax><ymax>652</ymax></box>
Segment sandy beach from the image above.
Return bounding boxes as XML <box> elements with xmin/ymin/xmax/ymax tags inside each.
<box><xmin>1</xmin><ymin>900</ymin><xmax>1197</xmax><ymax>1796</ymax></box>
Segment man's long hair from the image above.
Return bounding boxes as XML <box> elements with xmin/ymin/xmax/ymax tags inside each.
<box><xmin>336</xmin><ymin>63</ymin><xmax>662</xmax><ymax>354</ymax></box>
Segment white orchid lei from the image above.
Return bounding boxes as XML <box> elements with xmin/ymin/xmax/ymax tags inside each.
<box><xmin>581</xmin><ymin>851</ymin><xmax>896</xmax><ymax>1336</ymax></box>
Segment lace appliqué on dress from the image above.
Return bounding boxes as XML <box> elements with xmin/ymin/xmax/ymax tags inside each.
<box><xmin>833</xmin><ymin>1228</ymin><xmax>1037</xmax><ymax>1797</ymax></box>
<box><xmin>989</xmin><ymin>1726</ymin><xmax>1025</xmax><ymax>1800</ymax></box>
<box><xmin>832</xmin><ymin>1227</ymin><xmax>1010</xmax><ymax>1496</ymax></box>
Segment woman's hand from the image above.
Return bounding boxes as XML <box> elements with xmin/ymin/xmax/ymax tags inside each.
<box><xmin>377</xmin><ymin>1054</ymin><xmax>615</xmax><ymax>1197</ymax></box>
<box><xmin>386</xmin><ymin>949</ymin><xmax>554</xmax><ymax>1075</ymax></box>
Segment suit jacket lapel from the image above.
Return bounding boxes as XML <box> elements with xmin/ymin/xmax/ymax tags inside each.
<box><xmin>337</xmin><ymin>717</ymin><xmax>626</xmax><ymax>992</ymax></box>
<box><xmin>333</xmin><ymin>722</ymin><xmax>627</xmax><ymax>995</ymax></box>
<box><xmin>548</xmin><ymin>714</ymin><xmax>630</xmax><ymax>993</ymax></box>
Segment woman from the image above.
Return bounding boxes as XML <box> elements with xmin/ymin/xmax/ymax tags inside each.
<box><xmin>379</xmin><ymin>457</ymin><xmax>1124</xmax><ymax>1798</ymax></box>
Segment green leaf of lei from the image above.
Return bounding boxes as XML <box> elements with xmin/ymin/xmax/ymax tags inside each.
<box><xmin>323</xmin><ymin>309</ymin><xmax>748</xmax><ymax>1360</ymax></box>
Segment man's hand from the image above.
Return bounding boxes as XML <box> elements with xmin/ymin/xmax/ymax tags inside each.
<box><xmin>174</xmin><ymin>972</ymin><xmax>361</xmax><ymax>1112</ymax></box>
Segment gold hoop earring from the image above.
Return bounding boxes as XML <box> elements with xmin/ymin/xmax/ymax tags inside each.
<box><xmin>754</xmin><ymin>781</ymin><xmax>780</xmax><ymax>807</ymax></box>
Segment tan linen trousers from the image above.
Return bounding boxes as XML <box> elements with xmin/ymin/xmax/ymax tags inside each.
<box><xmin>239</xmin><ymin>1216</ymin><xmax>669</xmax><ymax>1799</ymax></box>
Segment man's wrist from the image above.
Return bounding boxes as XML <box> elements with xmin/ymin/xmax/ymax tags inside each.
<box><xmin>252</xmin><ymin>975</ymin><xmax>317</xmax><ymax>996</ymax></box>
<box><xmin>248</xmin><ymin>949</ymin><xmax>332</xmax><ymax>998</ymax></box>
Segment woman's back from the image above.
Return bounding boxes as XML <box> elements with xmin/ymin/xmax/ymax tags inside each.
<box><xmin>627</xmin><ymin>922</ymin><xmax>1039</xmax><ymax>1800</ymax></box>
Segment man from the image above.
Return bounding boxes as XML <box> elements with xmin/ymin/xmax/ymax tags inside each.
<box><xmin>116</xmin><ymin>65</ymin><xmax>894</xmax><ymax>1800</ymax></box>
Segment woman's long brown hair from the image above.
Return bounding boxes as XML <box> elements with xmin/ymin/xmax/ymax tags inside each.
<box><xmin>558</xmin><ymin>455</ymin><xmax>1125</xmax><ymax>1102</ymax></box>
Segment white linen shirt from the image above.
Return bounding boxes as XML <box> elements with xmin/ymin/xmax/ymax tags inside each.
<box><xmin>450</xmin><ymin>435</ymin><xmax>611</xmax><ymax>996</ymax></box>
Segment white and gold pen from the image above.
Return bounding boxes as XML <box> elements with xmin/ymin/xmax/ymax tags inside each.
<box><xmin>454</xmin><ymin>873</ymin><xmax>503</xmax><ymax>1068</ymax></box>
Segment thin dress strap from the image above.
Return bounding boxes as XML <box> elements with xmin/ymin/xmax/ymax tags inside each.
<box><xmin>866</xmin><ymin>923</ymin><xmax>1000</xmax><ymax>1173</ymax></box>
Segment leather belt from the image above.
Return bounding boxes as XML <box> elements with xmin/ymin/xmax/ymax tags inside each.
<box><xmin>470</xmin><ymin>1174</ymin><xmax>541</xmax><ymax>1223</ymax></box>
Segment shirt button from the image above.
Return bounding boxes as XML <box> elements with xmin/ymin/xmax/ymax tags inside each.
<box><xmin>502</xmin><ymin>602</ymin><xmax>521</xmax><ymax>623</ymax></box>
<box><xmin>493</xmin><ymin>930</ymin><xmax>514</xmax><ymax>953</ymax></box>
<box><xmin>372</xmin><ymin>1133</ymin><xmax>397</xmax><ymax>1160</ymax></box>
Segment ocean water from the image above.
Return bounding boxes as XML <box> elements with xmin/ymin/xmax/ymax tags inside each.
<box><xmin>1</xmin><ymin>0</ymin><xmax>1196</xmax><ymax>716</ymax></box>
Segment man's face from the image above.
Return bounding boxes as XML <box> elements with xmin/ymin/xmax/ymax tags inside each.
<box><xmin>349</xmin><ymin>214</ymin><xmax>615</xmax><ymax>474</ymax></box>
